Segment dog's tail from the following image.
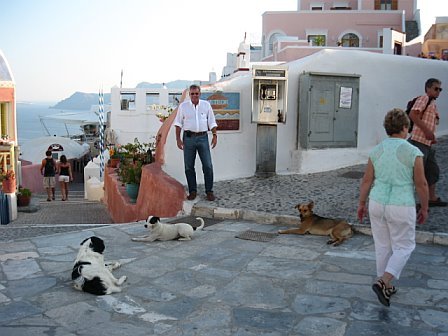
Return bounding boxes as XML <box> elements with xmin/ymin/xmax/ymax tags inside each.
<box><xmin>194</xmin><ymin>217</ymin><xmax>205</xmax><ymax>231</ymax></box>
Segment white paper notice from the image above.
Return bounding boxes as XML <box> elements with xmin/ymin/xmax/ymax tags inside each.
<box><xmin>339</xmin><ymin>87</ymin><xmax>353</xmax><ymax>109</ymax></box>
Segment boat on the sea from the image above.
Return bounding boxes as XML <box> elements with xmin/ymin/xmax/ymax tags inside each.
<box><xmin>38</xmin><ymin>108</ymin><xmax>104</xmax><ymax>157</ymax></box>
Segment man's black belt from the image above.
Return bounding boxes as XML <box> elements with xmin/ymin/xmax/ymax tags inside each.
<box><xmin>185</xmin><ymin>131</ymin><xmax>207</xmax><ymax>137</ymax></box>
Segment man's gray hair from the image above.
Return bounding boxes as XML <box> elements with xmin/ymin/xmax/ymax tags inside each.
<box><xmin>189</xmin><ymin>84</ymin><xmax>201</xmax><ymax>92</ymax></box>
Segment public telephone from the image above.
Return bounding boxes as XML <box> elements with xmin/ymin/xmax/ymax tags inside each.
<box><xmin>252</xmin><ymin>66</ymin><xmax>288</xmax><ymax>124</ymax></box>
<box><xmin>259</xmin><ymin>84</ymin><xmax>277</xmax><ymax>100</ymax></box>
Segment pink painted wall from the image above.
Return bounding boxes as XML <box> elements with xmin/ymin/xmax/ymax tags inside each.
<box><xmin>297</xmin><ymin>0</ymin><xmax>413</xmax><ymax>12</ymax></box>
<box><xmin>20</xmin><ymin>163</ymin><xmax>44</xmax><ymax>193</ymax></box>
<box><xmin>263</xmin><ymin>11</ymin><xmax>404</xmax><ymax>49</ymax></box>
<box><xmin>299</xmin><ymin>0</ymin><xmax>360</xmax><ymax>10</ymax></box>
<box><xmin>104</xmin><ymin>162</ymin><xmax>185</xmax><ymax>223</ymax></box>
<box><xmin>0</xmin><ymin>87</ymin><xmax>17</xmax><ymax>143</ymax></box>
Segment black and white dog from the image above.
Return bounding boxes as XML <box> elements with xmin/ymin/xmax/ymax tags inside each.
<box><xmin>132</xmin><ymin>216</ymin><xmax>205</xmax><ymax>242</ymax></box>
<box><xmin>71</xmin><ymin>236</ymin><xmax>127</xmax><ymax>295</ymax></box>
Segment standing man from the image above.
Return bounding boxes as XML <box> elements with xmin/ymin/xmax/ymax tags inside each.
<box><xmin>40</xmin><ymin>150</ymin><xmax>56</xmax><ymax>201</ymax></box>
<box><xmin>174</xmin><ymin>84</ymin><xmax>218</xmax><ymax>201</ymax></box>
<box><xmin>409</xmin><ymin>78</ymin><xmax>446</xmax><ymax>207</ymax></box>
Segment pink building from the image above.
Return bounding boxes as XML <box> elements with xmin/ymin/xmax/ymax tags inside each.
<box><xmin>0</xmin><ymin>49</ymin><xmax>18</xmax><ymax>181</ymax></box>
<box><xmin>261</xmin><ymin>0</ymin><xmax>420</xmax><ymax>62</ymax></box>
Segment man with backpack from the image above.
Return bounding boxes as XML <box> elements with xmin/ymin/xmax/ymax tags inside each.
<box><xmin>40</xmin><ymin>150</ymin><xmax>56</xmax><ymax>201</ymax></box>
<box><xmin>408</xmin><ymin>78</ymin><xmax>446</xmax><ymax>207</ymax></box>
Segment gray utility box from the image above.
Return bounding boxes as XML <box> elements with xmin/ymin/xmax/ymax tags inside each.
<box><xmin>299</xmin><ymin>72</ymin><xmax>360</xmax><ymax>149</ymax></box>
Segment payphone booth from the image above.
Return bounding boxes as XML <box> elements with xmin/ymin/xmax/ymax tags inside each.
<box><xmin>251</xmin><ymin>66</ymin><xmax>288</xmax><ymax>176</ymax></box>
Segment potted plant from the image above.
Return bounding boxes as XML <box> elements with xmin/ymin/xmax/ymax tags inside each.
<box><xmin>114</xmin><ymin>137</ymin><xmax>156</xmax><ymax>203</ymax></box>
<box><xmin>17</xmin><ymin>186</ymin><xmax>32</xmax><ymax>207</ymax></box>
<box><xmin>0</xmin><ymin>169</ymin><xmax>16</xmax><ymax>193</ymax></box>
<box><xmin>119</xmin><ymin>161</ymin><xmax>143</xmax><ymax>203</ymax></box>
<box><xmin>152</xmin><ymin>105</ymin><xmax>174</xmax><ymax>123</ymax></box>
<box><xmin>121</xmin><ymin>137</ymin><xmax>155</xmax><ymax>164</ymax></box>
<box><xmin>108</xmin><ymin>145</ymin><xmax>122</xmax><ymax>168</ymax></box>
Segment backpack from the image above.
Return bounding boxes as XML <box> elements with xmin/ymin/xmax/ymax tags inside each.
<box><xmin>44</xmin><ymin>158</ymin><xmax>56</xmax><ymax>177</ymax></box>
<box><xmin>405</xmin><ymin>96</ymin><xmax>432</xmax><ymax>133</ymax></box>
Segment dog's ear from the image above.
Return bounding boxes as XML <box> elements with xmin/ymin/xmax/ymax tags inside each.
<box><xmin>90</xmin><ymin>236</ymin><xmax>105</xmax><ymax>254</ymax></box>
<box><xmin>149</xmin><ymin>216</ymin><xmax>160</xmax><ymax>224</ymax></box>
<box><xmin>80</xmin><ymin>237</ymin><xmax>90</xmax><ymax>246</ymax></box>
<box><xmin>308</xmin><ymin>201</ymin><xmax>314</xmax><ymax>209</ymax></box>
<box><xmin>294</xmin><ymin>204</ymin><xmax>300</xmax><ymax>209</ymax></box>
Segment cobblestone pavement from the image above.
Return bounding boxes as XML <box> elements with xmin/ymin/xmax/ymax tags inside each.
<box><xmin>197</xmin><ymin>135</ymin><xmax>448</xmax><ymax>235</ymax></box>
<box><xmin>0</xmin><ymin>189</ymin><xmax>113</xmax><ymax>242</ymax></box>
<box><xmin>0</xmin><ymin>221</ymin><xmax>447</xmax><ymax>335</ymax></box>
<box><xmin>0</xmin><ymin>137</ymin><xmax>447</xmax><ymax>335</ymax></box>
<box><xmin>2</xmin><ymin>136</ymin><xmax>447</xmax><ymax>243</ymax></box>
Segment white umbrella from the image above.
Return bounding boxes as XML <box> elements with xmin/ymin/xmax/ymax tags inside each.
<box><xmin>20</xmin><ymin>136</ymin><xmax>90</xmax><ymax>164</ymax></box>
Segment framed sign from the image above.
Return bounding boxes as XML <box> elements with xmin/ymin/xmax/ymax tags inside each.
<box><xmin>201</xmin><ymin>92</ymin><xmax>240</xmax><ymax>131</ymax></box>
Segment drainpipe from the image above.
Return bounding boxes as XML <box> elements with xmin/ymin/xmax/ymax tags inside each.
<box><xmin>402</xmin><ymin>10</ymin><xmax>406</xmax><ymax>55</ymax></box>
<box><xmin>402</xmin><ymin>10</ymin><xmax>406</xmax><ymax>34</ymax></box>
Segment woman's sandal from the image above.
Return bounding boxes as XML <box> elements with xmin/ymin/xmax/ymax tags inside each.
<box><xmin>372</xmin><ymin>279</ymin><xmax>391</xmax><ymax>307</ymax></box>
<box><xmin>386</xmin><ymin>286</ymin><xmax>397</xmax><ymax>296</ymax></box>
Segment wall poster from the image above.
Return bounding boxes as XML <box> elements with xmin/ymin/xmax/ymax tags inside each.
<box><xmin>339</xmin><ymin>87</ymin><xmax>353</xmax><ymax>109</ymax></box>
<box><xmin>201</xmin><ymin>92</ymin><xmax>240</xmax><ymax>131</ymax></box>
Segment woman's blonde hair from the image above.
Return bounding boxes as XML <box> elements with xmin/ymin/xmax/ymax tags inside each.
<box><xmin>383</xmin><ymin>108</ymin><xmax>410</xmax><ymax>136</ymax></box>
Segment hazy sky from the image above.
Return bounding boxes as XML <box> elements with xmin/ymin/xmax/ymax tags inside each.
<box><xmin>0</xmin><ymin>0</ymin><xmax>446</xmax><ymax>102</ymax></box>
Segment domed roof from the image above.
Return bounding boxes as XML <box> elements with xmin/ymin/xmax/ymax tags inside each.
<box><xmin>0</xmin><ymin>49</ymin><xmax>14</xmax><ymax>83</ymax></box>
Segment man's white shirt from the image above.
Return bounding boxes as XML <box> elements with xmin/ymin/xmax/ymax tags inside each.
<box><xmin>174</xmin><ymin>100</ymin><xmax>218</xmax><ymax>132</ymax></box>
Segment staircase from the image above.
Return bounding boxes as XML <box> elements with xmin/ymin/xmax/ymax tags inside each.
<box><xmin>14</xmin><ymin>182</ymin><xmax>114</xmax><ymax>225</ymax></box>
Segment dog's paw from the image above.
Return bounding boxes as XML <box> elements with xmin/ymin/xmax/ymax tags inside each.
<box><xmin>111</xmin><ymin>262</ymin><xmax>121</xmax><ymax>269</ymax></box>
<box><xmin>117</xmin><ymin>275</ymin><xmax>127</xmax><ymax>285</ymax></box>
<box><xmin>106</xmin><ymin>286</ymin><xmax>122</xmax><ymax>294</ymax></box>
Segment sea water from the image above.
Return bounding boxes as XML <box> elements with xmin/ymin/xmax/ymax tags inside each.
<box><xmin>16</xmin><ymin>102</ymin><xmax>86</xmax><ymax>145</ymax></box>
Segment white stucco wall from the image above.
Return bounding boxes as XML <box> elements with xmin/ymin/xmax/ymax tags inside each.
<box><xmin>110</xmin><ymin>87</ymin><xmax>175</xmax><ymax>145</ymax></box>
<box><xmin>158</xmin><ymin>49</ymin><xmax>448</xmax><ymax>186</ymax></box>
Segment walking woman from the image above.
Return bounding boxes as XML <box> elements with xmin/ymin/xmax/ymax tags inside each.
<box><xmin>57</xmin><ymin>155</ymin><xmax>73</xmax><ymax>201</ymax></box>
<box><xmin>357</xmin><ymin>108</ymin><xmax>429</xmax><ymax>307</ymax></box>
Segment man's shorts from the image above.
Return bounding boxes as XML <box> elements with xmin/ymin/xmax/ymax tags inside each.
<box><xmin>408</xmin><ymin>139</ymin><xmax>439</xmax><ymax>185</ymax></box>
<box><xmin>43</xmin><ymin>176</ymin><xmax>56</xmax><ymax>188</ymax></box>
<box><xmin>58</xmin><ymin>175</ymin><xmax>70</xmax><ymax>183</ymax></box>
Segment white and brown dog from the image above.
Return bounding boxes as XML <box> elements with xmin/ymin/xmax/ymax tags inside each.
<box><xmin>278</xmin><ymin>201</ymin><xmax>353</xmax><ymax>246</ymax></box>
<box><xmin>132</xmin><ymin>216</ymin><xmax>205</xmax><ymax>242</ymax></box>
<box><xmin>72</xmin><ymin>236</ymin><xmax>127</xmax><ymax>295</ymax></box>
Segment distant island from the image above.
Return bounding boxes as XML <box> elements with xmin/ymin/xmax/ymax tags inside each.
<box><xmin>51</xmin><ymin>80</ymin><xmax>194</xmax><ymax>110</ymax></box>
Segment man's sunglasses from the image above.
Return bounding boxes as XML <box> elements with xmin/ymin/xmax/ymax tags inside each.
<box><xmin>434</xmin><ymin>87</ymin><xmax>443</xmax><ymax>92</ymax></box>
<box><xmin>190</xmin><ymin>92</ymin><xmax>200</xmax><ymax>95</ymax></box>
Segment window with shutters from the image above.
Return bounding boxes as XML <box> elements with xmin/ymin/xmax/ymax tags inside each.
<box><xmin>374</xmin><ymin>0</ymin><xmax>398</xmax><ymax>10</ymax></box>
<box><xmin>0</xmin><ymin>103</ymin><xmax>9</xmax><ymax>139</ymax></box>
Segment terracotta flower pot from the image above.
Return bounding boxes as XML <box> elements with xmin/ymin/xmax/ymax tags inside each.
<box><xmin>109</xmin><ymin>158</ymin><xmax>120</xmax><ymax>168</ymax></box>
<box><xmin>17</xmin><ymin>195</ymin><xmax>31</xmax><ymax>207</ymax></box>
<box><xmin>1</xmin><ymin>179</ymin><xmax>16</xmax><ymax>193</ymax></box>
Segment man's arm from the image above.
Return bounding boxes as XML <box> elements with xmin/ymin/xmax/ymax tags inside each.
<box><xmin>210</xmin><ymin>126</ymin><xmax>217</xmax><ymax>149</ymax></box>
<box><xmin>175</xmin><ymin>126</ymin><xmax>183</xmax><ymax>150</ymax></box>
<box><xmin>40</xmin><ymin>160</ymin><xmax>45</xmax><ymax>175</ymax></box>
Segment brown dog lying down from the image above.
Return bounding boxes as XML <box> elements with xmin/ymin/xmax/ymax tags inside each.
<box><xmin>278</xmin><ymin>201</ymin><xmax>353</xmax><ymax>246</ymax></box>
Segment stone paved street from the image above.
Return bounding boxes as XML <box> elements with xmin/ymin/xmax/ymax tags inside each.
<box><xmin>195</xmin><ymin>135</ymin><xmax>448</xmax><ymax>235</ymax></box>
<box><xmin>0</xmin><ymin>220</ymin><xmax>447</xmax><ymax>335</ymax></box>
<box><xmin>0</xmin><ymin>136</ymin><xmax>447</xmax><ymax>335</ymax></box>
